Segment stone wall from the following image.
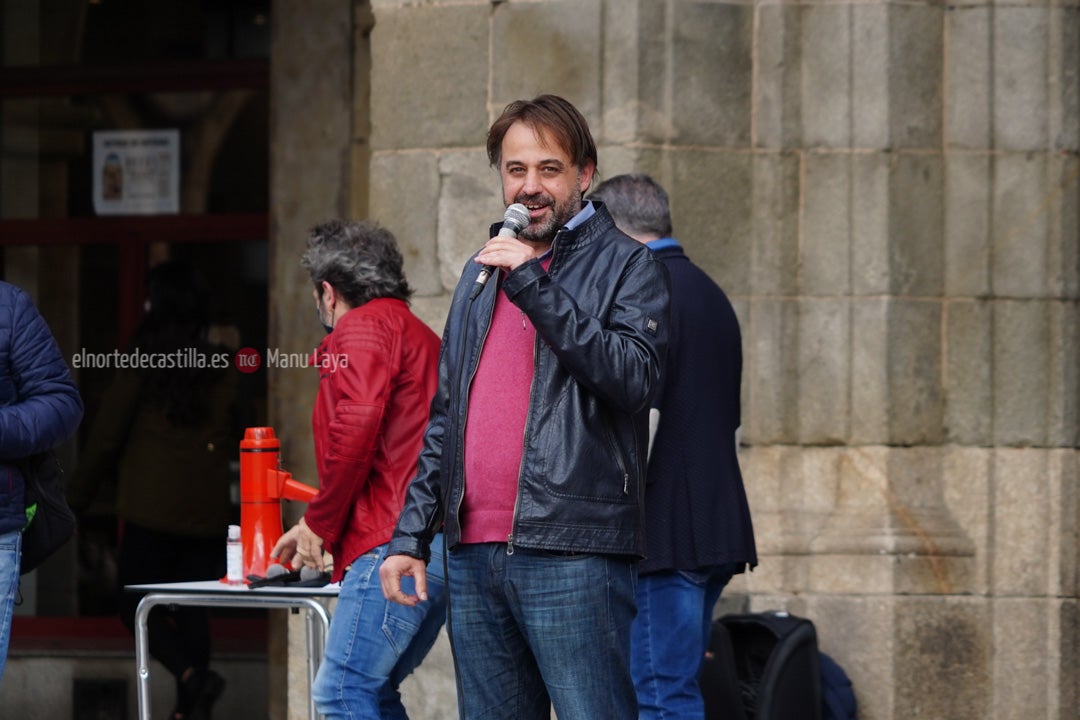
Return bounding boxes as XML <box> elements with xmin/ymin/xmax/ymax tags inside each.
<box><xmin>271</xmin><ymin>1</ymin><xmax>1079</xmax><ymax>718</ymax></box>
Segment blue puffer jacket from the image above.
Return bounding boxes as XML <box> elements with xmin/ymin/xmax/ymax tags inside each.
<box><xmin>0</xmin><ymin>282</ymin><xmax>83</xmax><ymax>535</ymax></box>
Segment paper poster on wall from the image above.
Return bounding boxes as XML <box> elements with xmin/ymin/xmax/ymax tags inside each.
<box><xmin>92</xmin><ymin>130</ymin><xmax>180</xmax><ymax>215</ymax></box>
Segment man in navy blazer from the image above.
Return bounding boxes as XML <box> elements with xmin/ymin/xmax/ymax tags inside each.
<box><xmin>590</xmin><ymin>174</ymin><xmax>757</xmax><ymax>720</ymax></box>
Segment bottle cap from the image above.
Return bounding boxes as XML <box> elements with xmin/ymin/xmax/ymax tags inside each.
<box><xmin>228</xmin><ymin>524</ymin><xmax>240</xmax><ymax>540</ymax></box>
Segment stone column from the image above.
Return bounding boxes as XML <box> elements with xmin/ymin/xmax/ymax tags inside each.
<box><xmin>356</xmin><ymin>1</ymin><xmax>1078</xmax><ymax>718</ymax></box>
<box><xmin>269</xmin><ymin>2</ymin><xmax>358</xmax><ymax>718</ymax></box>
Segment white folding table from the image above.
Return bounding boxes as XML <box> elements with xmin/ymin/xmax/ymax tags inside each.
<box><xmin>127</xmin><ymin>579</ymin><xmax>340</xmax><ymax>720</ymax></box>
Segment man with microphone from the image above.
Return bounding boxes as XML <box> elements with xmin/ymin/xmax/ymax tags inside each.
<box><xmin>380</xmin><ymin>94</ymin><xmax>671</xmax><ymax>719</ymax></box>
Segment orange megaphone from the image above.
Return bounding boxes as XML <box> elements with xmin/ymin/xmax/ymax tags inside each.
<box><xmin>238</xmin><ymin>427</ymin><xmax>318</xmax><ymax>580</ymax></box>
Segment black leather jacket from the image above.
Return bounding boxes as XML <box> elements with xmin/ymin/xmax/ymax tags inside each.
<box><xmin>388</xmin><ymin>203</ymin><xmax>670</xmax><ymax>561</ymax></box>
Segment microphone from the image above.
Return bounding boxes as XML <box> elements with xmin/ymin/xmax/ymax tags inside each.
<box><xmin>469</xmin><ymin>203</ymin><xmax>531</xmax><ymax>300</ymax></box>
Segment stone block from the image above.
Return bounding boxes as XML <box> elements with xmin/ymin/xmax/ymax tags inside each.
<box><xmin>946</xmin><ymin>7</ymin><xmax>992</xmax><ymax>149</ymax></box>
<box><xmin>746</xmin><ymin>299</ymin><xmax>800</xmax><ymax>444</ymax></box>
<box><xmin>884</xmin><ymin>6</ymin><xmax>944</xmax><ymax>149</ymax></box>
<box><xmin>992</xmin><ymin>599</ymin><xmax>1055</xmax><ymax>719</ymax></box>
<box><xmin>1048</xmin><ymin>155</ymin><xmax>1080</xmax><ymax>297</ymax></box>
<box><xmin>993</xmin><ymin>300</ymin><xmax>1050</xmax><ymax>446</ymax></box>
<box><xmin>992</xmin><ymin>153</ymin><xmax>1049</xmax><ymax>298</ymax></box>
<box><xmin>738</xmin><ymin>447</ymin><xmax>785</xmax><ymax>556</ymax></box>
<box><xmin>993</xmin><ymin>8</ymin><xmax>1050</xmax><ymax>151</ymax></box>
<box><xmin>888</xmin><ymin>153</ymin><xmax>945</xmax><ymax>296</ymax></box>
<box><xmin>851</xmin><ymin>154</ymin><xmax>890</xmax><ymax>296</ymax></box>
<box><xmin>1049</xmin><ymin>8</ymin><xmax>1080</xmax><ymax>151</ymax></box>
<box><xmin>886</xmin><ymin>300</ymin><xmax>945</xmax><ymax>444</ymax></box>
<box><xmin>370</xmin><ymin>5</ymin><xmax>489</xmax><ymax>151</ymax></box>
<box><xmin>802</xmin><ymin>153</ymin><xmax>852</xmax><ymax>296</ymax></box>
<box><xmin>810</xmin><ymin>447</ymin><xmax>974</xmax><ymax>594</ymax></box>
<box><xmin>992</xmin><ymin>449</ymin><xmax>1053</xmax><ymax>595</ymax></box>
<box><xmin>599</xmin><ymin>0</ymin><xmax>649</xmax><ymax>144</ymax></box>
<box><xmin>750</xmin><ymin>152</ymin><xmax>801</xmax><ymax>296</ymax></box>
<box><xmin>616</xmin><ymin>1</ymin><xmax>674</xmax><ymax>144</ymax></box>
<box><xmin>945</xmin><ymin>299</ymin><xmax>993</xmax><ymax>444</ymax></box>
<box><xmin>803</xmin><ymin>596</ymin><xmax>897</xmax><ymax>720</ymax></box>
<box><xmin>754</xmin><ymin>6</ymin><xmax>802</xmax><ymax>149</ymax></box>
<box><xmin>850</xmin><ymin>298</ymin><xmax>889</xmax><ymax>444</ymax></box>
<box><xmin>944</xmin><ymin>447</ymin><xmax>993</xmax><ymax>595</ymax></box>
<box><xmin>797</xmin><ymin>299</ymin><xmax>850</xmax><ymax>444</ymax></box>
<box><xmin>669</xmin><ymin>2</ymin><xmax>753</xmax><ymax>147</ymax></box>
<box><xmin>1048</xmin><ymin>302</ymin><xmax>1080</xmax><ymax>448</ymax></box>
<box><xmin>369</xmin><ymin>151</ymin><xmax>442</xmax><ymax>296</ymax></box>
<box><xmin>852</xmin><ymin>5</ymin><xmax>889</xmax><ymax>149</ymax></box>
<box><xmin>1057</xmin><ymin>599</ymin><xmax>1080</xmax><ymax>716</ymax></box>
<box><xmin>435</xmin><ymin>150</ymin><xmax>504</xmax><ymax>293</ymax></box>
<box><xmin>944</xmin><ymin>154</ymin><xmax>992</xmax><ymax>297</ymax></box>
<box><xmin>666</xmin><ymin>150</ymin><xmax>753</xmax><ymax>295</ymax></box>
<box><xmin>1048</xmin><ymin>449</ymin><xmax>1080</xmax><ymax>598</ymax></box>
<box><xmin>270</xmin><ymin>1</ymin><xmax>351</xmax><ymax>221</ymax></box>
<box><xmin>409</xmin><ymin>294</ymin><xmax>451</xmax><ymax>338</ymax></box>
<box><xmin>491</xmin><ymin>1</ymin><xmax>602</xmax><ymax>124</ymax></box>
<box><xmin>802</xmin><ymin>6</ymin><xmax>852</xmax><ymax>148</ymax></box>
<box><xmin>738</xmin><ymin>445</ymin><xmax>838</xmax><ymax>577</ymax></box>
<box><xmin>894</xmin><ymin>598</ymin><xmax>990</xmax><ymax>720</ymax></box>
<box><xmin>594</xmin><ymin>145</ymin><xmax>646</xmax><ymax>183</ymax></box>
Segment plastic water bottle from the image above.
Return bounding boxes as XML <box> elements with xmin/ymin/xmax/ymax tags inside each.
<box><xmin>226</xmin><ymin>524</ymin><xmax>244</xmax><ymax>585</ymax></box>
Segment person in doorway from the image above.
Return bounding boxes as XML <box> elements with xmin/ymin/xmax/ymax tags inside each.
<box><xmin>272</xmin><ymin>219</ymin><xmax>446</xmax><ymax>719</ymax></box>
<box><xmin>590</xmin><ymin>173</ymin><xmax>758</xmax><ymax>720</ymax></box>
<box><xmin>0</xmin><ymin>282</ymin><xmax>83</xmax><ymax>684</ymax></box>
<box><xmin>69</xmin><ymin>261</ymin><xmax>238</xmax><ymax>720</ymax></box>
<box><xmin>380</xmin><ymin>95</ymin><xmax>671</xmax><ymax>719</ymax></box>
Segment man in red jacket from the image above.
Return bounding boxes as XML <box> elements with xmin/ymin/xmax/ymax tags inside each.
<box><xmin>272</xmin><ymin>219</ymin><xmax>445</xmax><ymax>719</ymax></box>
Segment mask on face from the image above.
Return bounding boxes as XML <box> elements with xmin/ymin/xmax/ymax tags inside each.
<box><xmin>315</xmin><ymin>303</ymin><xmax>334</xmax><ymax>335</ymax></box>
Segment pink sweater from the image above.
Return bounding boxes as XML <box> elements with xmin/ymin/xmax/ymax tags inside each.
<box><xmin>461</xmin><ymin>262</ymin><xmax>549</xmax><ymax>543</ymax></box>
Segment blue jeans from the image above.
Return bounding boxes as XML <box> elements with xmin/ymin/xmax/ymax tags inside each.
<box><xmin>447</xmin><ymin>543</ymin><xmax>638</xmax><ymax>720</ymax></box>
<box><xmin>312</xmin><ymin>535</ymin><xmax>448</xmax><ymax>719</ymax></box>
<box><xmin>0</xmin><ymin>529</ymin><xmax>21</xmax><ymax>685</ymax></box>
<box><xmin>631</xmin><ymin>563</ymin><xmax>740</xmax><ymax>720</ymax></box>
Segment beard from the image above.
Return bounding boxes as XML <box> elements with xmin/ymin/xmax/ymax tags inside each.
<box><xmin>514</xmin><ymin>183</ymin><xmax>584</xmax><ymax>244</ymax></box>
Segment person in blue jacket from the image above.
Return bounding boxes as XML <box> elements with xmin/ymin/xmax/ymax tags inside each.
<box><xmin>590</xmin><ymin>174</ymin><xmax>757</xmax><ymax>720</ymax></box>
<box><xmin>0</xmin><ymin>281</ymin><xmax>83</xmax><ymax>683</ymax></box>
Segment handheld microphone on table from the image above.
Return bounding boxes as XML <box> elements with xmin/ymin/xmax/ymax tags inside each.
<box><xmin>469</xmin><ymin>203</ymin><xmax>531</xmax><ymax>300</ymax></box>
<box><xmin>248</xmin><ymin>563</ymin><xmax>330</xmax><ymax>588</ymax></box>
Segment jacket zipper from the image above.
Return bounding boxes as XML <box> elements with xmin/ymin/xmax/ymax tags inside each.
<box><xmin>507</xmin><ymin>232</ymin><xmax>563</xmax><ymax>556</ymax></box>
<box><xmin>604</xmin><ymin>421</ymin><xmax>630</xmax><ymax>495</ymax></box>
<box><xmin>457</xmin><ymin>276</ymin><xmax>497</xmax><ymax>537</ymax></box>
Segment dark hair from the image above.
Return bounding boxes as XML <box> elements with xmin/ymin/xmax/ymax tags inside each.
<box><xmin>301</xmin><ymin>219</ymin><xmax>412</xmax><ymax>307</ymax></box>
<box><xmin>589</xmin><ymin>173</ymin><xmax>674</xmax><ymax>238</ymax></box>
<box><xmin>131</xmin><ymin>261</ymin><xmax>222</xmax><ymax>427</ymax></box>
<box><xmin>487</xmin><ymin>94</ymin><xmax>598</xmax><ymax>181</ymax></box>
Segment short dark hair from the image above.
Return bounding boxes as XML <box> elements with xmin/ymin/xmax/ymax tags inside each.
<box><xmin>487</xmin><ymin>94</ymin><xmax>598</xmax><ymax>181</ymax></box>
<box><xmin>301</xmin><ymin>219</ymin><xmax>412</xmax><ymax>307</ymax></box>
<box><xmin>589</xmin><ymin>173</ymin><xmax>673</xmax><ymax>238</ymax></box>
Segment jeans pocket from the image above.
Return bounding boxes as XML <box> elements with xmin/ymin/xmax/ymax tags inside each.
<box><xmin>381</xmin><ymin>603</ymin><xmax>423</xmax><ymax>657</ymax></box>
<box><xmin>676</xmin><ymin>568</ymin><xmax>711</xmax><ymax>588</ymax></box>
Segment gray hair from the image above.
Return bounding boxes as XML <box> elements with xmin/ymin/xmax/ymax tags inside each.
<box><xmin>301</xmin><ymin>219</ymin><xmax>412</xmax><ymax>306</ymax></box>
<box><xmin>589</xmin><ymin>173</ymin><xmax>673</xmax><ymax>238</ymax></box>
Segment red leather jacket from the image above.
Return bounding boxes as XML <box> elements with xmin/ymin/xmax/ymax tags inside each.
<box><xmin>303</xmin><ymin>298</ymin><xmax>439</xmax><ymax>582</ymax></box>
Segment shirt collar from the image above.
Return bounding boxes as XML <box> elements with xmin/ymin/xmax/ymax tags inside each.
<box><xmin>645</xmin><ymin>237</ymin><xmax>681</xmax><ymax>252</ymax></box>
<box><xmin>563</xmin><ymin>201</ymin><xmax>596</xmax><ymax>230</ymax></box>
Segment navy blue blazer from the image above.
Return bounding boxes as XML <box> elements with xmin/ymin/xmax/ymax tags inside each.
<box><xmin>640</xmin><ymin>242</ymin><xmax>756</xmax><ymax>575</ymax></box>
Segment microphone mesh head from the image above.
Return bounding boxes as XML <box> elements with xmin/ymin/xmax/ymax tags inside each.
<box><xmin>265</xmin><ymin>563</ymin><xmax>288</xmax><ymax>577</ymax></box>
<box><xmin>503</xmin><ymin>203</ymin><xmax>531</xmax><ymax>234</ymax></box>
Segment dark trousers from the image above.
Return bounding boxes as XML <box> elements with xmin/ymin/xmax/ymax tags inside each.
<box><xmin>117</xmin><ymin>523</ymin><xmax>225</xmax><ymax>682</ymax></box>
